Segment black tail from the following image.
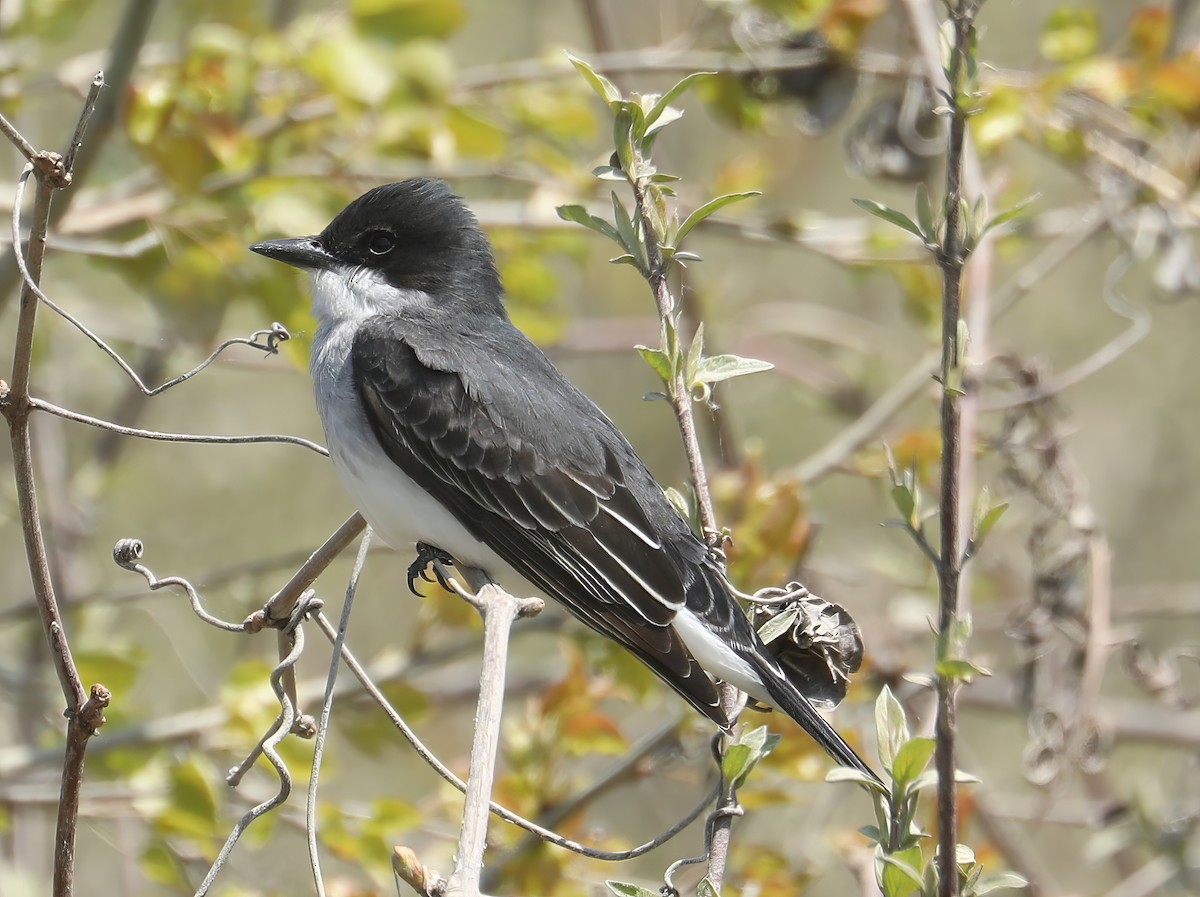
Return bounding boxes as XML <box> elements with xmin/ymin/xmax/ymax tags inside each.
<box><xmin>744</xmin><ymin>650</ymin><xmax>882</xmax><ymax>785</ymax></box>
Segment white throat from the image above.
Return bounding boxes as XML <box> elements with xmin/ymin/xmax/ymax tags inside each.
<box><xmin>309</xmin><ymin>266</ymin><xmax>429</xmax><ymax>326</ymax></box>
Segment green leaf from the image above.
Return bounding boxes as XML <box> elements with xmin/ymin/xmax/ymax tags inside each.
<box><xmin>644</xmin><ymin>104</ymin><xmax>684</xmax><ymax>136</ymax></box>
<box><xmin>915</xmin><ymin>184</ymin><xmax>935</xmax><ymax>241</ymax></box>
<box><xmin>613</xmin><ymin>102</ymin><xmax>643</xmax><ymax>172</ymax></box>
<box><xmin>697</xmin><ymin>878</ymin><xmax>720</xmax><ymax>897</ymax></box>
<box><xmin>644</xmin><ymin>71</ymin><xmax>715</xmax><ymax>133</ymax></box>
<box><xmin>967</xmin><ymin>497</ymin><xmax>1008</xmax><ymax>559</ymax></box>
<box><xmin>739</xmin><ymin>724</ymin><xmax>779</xmax><ymax>754</ymax></box>
<box><xmin>757</xmin><ymin>606</ymin><xmax>799</xmax><ymax>644</ymax></box>
<box><xmin>566</xmin><ymin>51</ymin><xmax>621</xmax><ymax>105</ymax></box>
<box><xmin>636</xmin><ymin>345</ymin><xmax>674</xmax><ymax>383</ymax></box>
<box><xmin>722</xmin><ymin>743</ymin><xmax>752</xmax><ymax>785</ymax></box>
<box><xmin>721</xmin><ymin>725</ymin><xmax>778</xmax><ymax>789</ymax></box>
<box><xmin>974</xmin><ymin>872</ymin><xmax>1030</xmax><ymax>895</ymax></box>
<box><xmin>853</xmin><ymin>199</ymin><xmax>925</xmax><ymax>240</ymax></box>
<box><xmin>611</xmin><ymin>192</ymin><xmax>641</xmax><ymax>259</ymax></box>
<box><xmin>912</xmin><ymin>768</ymin><xmax>980</xmax><ymax>792</ymax></box>
<box><xmin>826</xmin><ymin>766</ymin><xmax>890</xmax><ymax>794</ymax></box>
<box><xmin>592</xmin><ymin>165</ymin><xmax>627</xmax><ymax>182</ymax></box>
<box><xmin>891</xmin><ymin>737</ymin><xmax>935</xmax><ymax>788</ymax></box>
<box><xmin>936</xmin><ymin>658</ymin><xmax>992</xmax><ymax>682</ymax></box>
<box><xmin>663</xmin><ymin>486</ymin><xmax>690</xmax><ymax>518</ymax></box>
<box><xmin>983</xmin><ymin>193</ymin><xmax>1040</xmax><ymax>236</ymax></box>
<box><xmin>556</xmin><ymin>204</ymin><xmax>622</xmax><ymax>247</ymax></box>
<box><xmin>605</xmin><ymin>881</ymin><xmax>660</xmax><ymax>897</ymax></box>
<box><xmin>676</xmin><ymin>191</ymin><xmax>760</xmax><ymax>244</ymax></box>
<box><xmin>875</xmin><ymin>685</ymin><xmax>909</xmax><ymax>770</ymax></box>
<box><xmin>160</xmin><ymin>758</ymin><xmax>219</xmax><ymax>839</ymax></box>
<box><xmin>879</xmin><ymin>847</ymin><xmax>925</xmax><ymax>897</ymax></box>
<box><xmin>891</xmin><ymin>483</ymin><xmax>916</xmax><ymax>527</ymax></box>
<box><xmin>956</xmin><ymin>843</ymin><xmax>976</xmax><ymax>868</ymax></box>
<box><xmin>691</xmin><ymin>353</ymin><xmax>774</xmax><ymax>386</ymax></box>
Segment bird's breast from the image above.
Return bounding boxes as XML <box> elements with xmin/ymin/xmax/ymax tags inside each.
<box><xmin>309</xmin><ymin>321</ymin><xmax>536</xmax><ymax>593</ymax></box>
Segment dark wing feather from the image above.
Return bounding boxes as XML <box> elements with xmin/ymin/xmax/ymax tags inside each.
<box><xmin>351</xmin><ymin>314</ymin><xmax>725</xmax><ymax>723</ymax></box>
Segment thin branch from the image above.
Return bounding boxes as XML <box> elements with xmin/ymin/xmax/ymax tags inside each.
<box><xmin>629</xmin><ymin>154</ymin><xmax>744</xmax><ymax>892</ymax></box>
<box><xmin>478</xmin><ymin>713</ymin><xmax>689</xmax><ymax>891</ymax></box>
<box><xmin>983</xmin><ymin>252</ymin><xmax>1150</xmax><ymax>409</ymax></box>
<box><xmin>10</xmin><ymin>170</ymin><xmax>292</xmax><ymax>397</ymax></box>
<box><xmin>0</xmin><ymin>113</ymin><xmax>40</xmax><ymax>165</ymax></box>
<box><xmin>433</xmin><ymin>565</ymin><xmax>544</xmax><ymax>897</ymax></box>
<box><xmin>9</xmin><ymin>167</ymin><xmax>51</xmax><ymax>402</ymax></box>
<box><xmin>61</xmin><ymin>72</ymin><xmax>105</xmax><ymax>176</ymax></box>
<box><xmin>0</xmin><ymin>0</ymin><xmax>155</xmax><ymax>308</ymax></box>
<box><xmin>307</xmin><ymin>609</ymin><xmax>718</xmax><ymax>862</ymax></box>
<box><xmin>30</xmin><ymin>397</ymin><xmax>329</xmax><ymax>455</ymax></box>
<box><xmin>456</xmin><ymin>46</ymin><xmax>986</xmax><ymax>93</ymax></box>
<box><xmin>248</xmin><ymin>513</ymin><xmax>367</xmax><ymax>629</ymax></box>
<box><xmin>794</xmin><ymin>204</ymin><xmax>1108</xmax><ymax>485</ymax></box>
<box><xmin>898</xmin><ymin>1</ymin><xmax>984</xmax><ymax>893</ymax></box>
<box><xmin>193</xmin><ymin>618</ymin><xmax>308</xmax><ymax>897</ymax></box>
<box><xmin>1</xmin><ymin>75</ymin><xmax>112</xmax><ymax>897</ymax></box>
<box><xmin>307</xmin><ymin>528</ymin><xmax>373</xmax><ymax>897</ymax></box>
<box><xmin>54</xmin><ymin>685</ymin><xmax>111</xmax><ymax>897</ymax></box>
<box><xmin>112</xmin><ymin>539</ymin><xmax>246</xmax><ymax>633</ymax></box>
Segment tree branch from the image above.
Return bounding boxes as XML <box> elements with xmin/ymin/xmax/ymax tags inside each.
<box><xmin>0</xmin><ymin>75</ymin><xmax>108</xmax><ymax>897</ymax></box>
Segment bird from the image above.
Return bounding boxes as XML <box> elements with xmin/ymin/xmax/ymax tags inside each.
<box><xmin>250</xmin><ymin>178</ymin><xmax>876</xmax><ymax>780</ymax></box>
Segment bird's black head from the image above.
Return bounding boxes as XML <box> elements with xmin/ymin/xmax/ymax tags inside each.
<box><xmin>250</xmin><ymin>178</ymin><xmax>503</xmax><ymax>308</ymax></box>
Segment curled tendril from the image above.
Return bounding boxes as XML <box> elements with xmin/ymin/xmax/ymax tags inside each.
<box><xmin>112</xmin><ymin>538</ymin><xmax>243</xmax><ymax>632</ymax></box>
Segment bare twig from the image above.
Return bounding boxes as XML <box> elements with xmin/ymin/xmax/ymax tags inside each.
<box><xmin>112</xmin><ymin>539</ymin><xmax>245</xmax><ymax>633</ymax></box>
<box><xmin>248</xmin><ymin>513</ymin><xmax>367</xmax><ymax>629</ymax></box>
<box><xmin>0</xmin><ymin>76</ymin><xmax>111</xmax><ymax>897</ymax></box>
<box><xmin>456</xmin><ymin>46</ymin><xmax>1022</xmax><ymax>93</ymax></box>
<box><xmin>795</xmin><ymin>205</ymin><xmax>1107</xmax><ymax>485</ymax></box>
<box><xmin>10</xmin><ymin>178</ymin><xmax>292</xmax><ymax>396</ymax></box>
<box><xmin>307</xmin><ymin>528</ymin><xmax>374</xmax><ymax>897</ymax></box>
<box><xmin>433</xmin><ymin>564</ymin><xmax>543</xmax><ymax>897</ymax></box>
<box><xmin>0</xmin><ymin>114</ymin><xmax>40</xmax><ymax>165</ymax></box>
<box><xmin>628</xmin><ymin>160</ymin><xmax>746</xmax><ymax>891</ymax></box>
<box><xmin>478</xmin><ymin>713</ymin><xmax>690</xmax><ymax>891</ymax></box>
<box><xmin>0</xmin><ymin>0</ymin><xmax>157</xmax><ymax>307</ymax></box>
<box><xmin>61</xmin><ymin>73</ymin><xmax>106</xmax><ymax>176</ymax></box>
<box><xmin>894</xmin><ymin>1</ymin><xmax>984</xmax><ymax>893</ymax></box>
<box><xmin>30</xmin><ymin>397</ymin><xmax>329</xmax><ymax>456</ymax></box>
<box><xmin>320</xmin><ymin>601</ymin><xmax>718</xmax><ymax>863</ymax></box>
<box><xmin>193</xmin><ymin>614</ymin><xmax>309</xmax><ymax>897</ymax></box>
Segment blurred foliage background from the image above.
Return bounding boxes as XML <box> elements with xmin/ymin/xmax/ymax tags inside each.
<box><xmin>2</xmin><ymin>0</ymin><xmax>1200</xmax><ymax>895</ymax></box>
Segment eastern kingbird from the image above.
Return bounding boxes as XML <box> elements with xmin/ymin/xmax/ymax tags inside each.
<box><xmin>251</xmin><ymin>179</ymin><xmax>875</xmax><ymax>779</ymax></box>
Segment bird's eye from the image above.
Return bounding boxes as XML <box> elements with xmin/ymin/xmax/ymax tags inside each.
<box><xmin>366</xmin><ymin>232</ymin><xmax>395</xmax><ymax>255</ymax></box>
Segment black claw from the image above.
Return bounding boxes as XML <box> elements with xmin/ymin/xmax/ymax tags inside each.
<box><xmin>407</xmin><ymin>542</ymin><xmax>454</xmax><ymax>596</ymax></box>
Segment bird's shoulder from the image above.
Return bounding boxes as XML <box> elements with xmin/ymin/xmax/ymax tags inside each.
<box><xmin>352</xmin><ymin>311</ymin><xmax>628</xmax><ymax>476</ymax></box>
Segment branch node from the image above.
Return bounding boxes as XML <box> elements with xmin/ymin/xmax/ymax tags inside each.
<box><xmin>393</xmin><ymin>846</ymin><xmax>448</xmax><ymax>897</ymax></box>
<box><xmin>77</xmin><ymin>684</ymin><xmax>111</xmax><ymax>735</ymax></box>
<box><xmin>33</xmin><ymin>151</ymin><xmax>70</xmax><ymax>189</ymax></box>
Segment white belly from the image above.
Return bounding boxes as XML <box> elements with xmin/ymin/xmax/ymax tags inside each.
<box><xmin>312</xmin><ymin>322</ymin><xmax>541</xmax><ymax>596</ymax></box>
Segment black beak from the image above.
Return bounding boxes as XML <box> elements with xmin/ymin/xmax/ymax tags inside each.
<box><xmin>249</xmin><ymin>236</ymin><xmax>336</xmax><ymax>271</ymax></box>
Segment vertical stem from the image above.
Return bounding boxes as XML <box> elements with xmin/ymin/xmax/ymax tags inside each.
<box><xmin>448</xmin><ymin>570</ymin><xmax>542</xmax><ymax>897</ymax></box>
<box><xmin>935</xmin><ymin>3</ymin><xmax>976</xmax><ymax>895</ymax></box>
<box><xmin>1</xmin><ymin>73</ymin><xmax>107</xmax><ymax>897</ymax></box>
<box><xmin>631</xmin><ymin>180</ymin><xmax>720</xmax><ymax>543</ymax></box>
<box><xmin>630</xmin><ymin>178</ymin><xmax>740</xmax><ymax>889</ymax></box>
<box><xmin>7</xmin><ymin>175</ymin><xmax>85</xmax><ymax>710</ymax></box>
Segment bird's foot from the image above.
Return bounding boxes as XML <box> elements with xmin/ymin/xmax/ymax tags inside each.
<box><xmin>407</xmin><ymin>542</ymin><xmax>455</xmax><ymax>596</ymax></box>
